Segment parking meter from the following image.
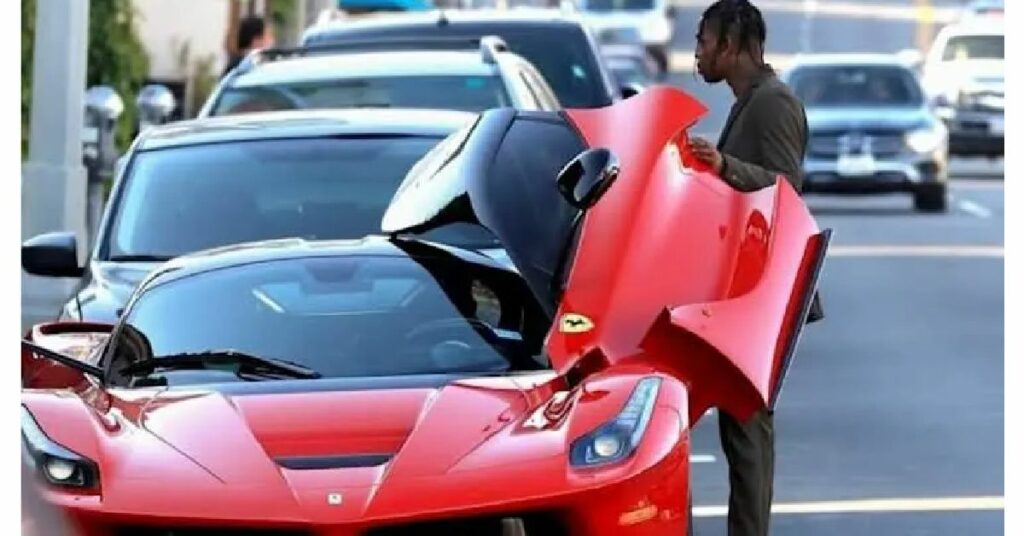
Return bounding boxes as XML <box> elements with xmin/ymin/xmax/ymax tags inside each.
<box><xmin>136</xmin><ymin>84</ymin><xmax>177</xmax><ymax>132</ymax></box>
<box><xmin>83</xmin><ymin>86</ymin><xmax>124</xmax><ymax>250</ymax></box>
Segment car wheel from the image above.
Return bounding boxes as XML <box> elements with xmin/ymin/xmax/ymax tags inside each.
<box><xmin>914</xmin><ymin>183</ymin><xmax>948</xmax><ymax>212</ymax></box>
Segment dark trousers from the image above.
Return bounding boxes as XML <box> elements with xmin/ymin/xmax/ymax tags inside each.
<box><xmin>718</xmin><ymin>408</ymin><xmax>775</xmax><ymax>536</ymax></box>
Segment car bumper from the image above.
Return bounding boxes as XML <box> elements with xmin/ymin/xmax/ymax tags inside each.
<box><xmin>802</xmin><ymin>154</ymin><xmax>946</xmax><ymax>194</ymax></box>
<box><xmin>939</xmin><ymin>109</ymin><xmax>1004</xmax><ymax>156</ymax></box>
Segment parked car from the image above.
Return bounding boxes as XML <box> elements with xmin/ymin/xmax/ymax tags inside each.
<box><xmin>203</xmin><ymin>37</ymin><xmax>560</xmax><ymax>116</ymax></box>
<box><xmin>783</xmin><ymin>55</ymin><xmax>950</xmax><ymax>212</ymax></box>
<box><xmin>595</xmin><ymin>27</ymin><xmax>658</xmax><ymax>88</ymax></box>
<box><xmin>573</xmin><ymin>0</ymin><xmax>676</xmax><ymax>78</ymax></box>
<box><xmin>301</xmin><ymin>9</ymin><xmax>626</xmax><ymax>107</ymax></box>
<box><xmin>21</xmin><ymin>109</ymin><xmax>483</xmax><ymax>326</ymax></box>
<box><xmin>921</xmin><ymin>19</ymin><xmax>1004</xmax><ymax>158</ymax></box>
<box><xmin>23</xmin><ymin>86</ymin><xmax>828</xmax><ymax>536</ymax></box>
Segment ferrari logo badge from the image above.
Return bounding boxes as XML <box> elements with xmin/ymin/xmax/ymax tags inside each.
<box><xmin>559</xmin><ymin>313</ymin><xmax>594</xmax><ymax>333</ymax></box>
<box><xmin>327</xmin><ymin>492</ymin><xmax>343</xmax><ymax>506</ymax></box>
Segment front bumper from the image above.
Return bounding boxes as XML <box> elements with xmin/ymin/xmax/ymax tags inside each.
<box><xmin>939</xmin><ymin>109</ymin><xmax>1004</xmax><ymax>156</ymax></box>
<box><xmin>802</xmin><ymin>152</ymin><xmax>946</xmax><ymax>195</ymax></box>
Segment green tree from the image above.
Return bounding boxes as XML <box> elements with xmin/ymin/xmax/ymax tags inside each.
<box><xmin>22</xmin><ymin>0</ymin><xmax>150</xmax><ymax>156</ymax></box>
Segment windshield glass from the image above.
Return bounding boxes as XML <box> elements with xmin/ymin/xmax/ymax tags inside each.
<box><xmin>790</xmin><ymin>65</ymin><xmax>924</xmax><ymax>107</ymax></box>
<box><xmin>213</xmin><ymin>76</ymin><xmax>511</xmax><ymax>114</ymax></box>
<box><xmin>105</xmin><ymin>136</ymin><xmax>498</xmax><ymax>260</ymax></box>
<box><xmin>106</xmin><ymin>254</ymin><xmax>547</xmax><ymax>387</ymax></box>
<box><xmin>583</xmin><ymin>0</ymin><xmax>655</xmax><ymax>11</ymax></box>
<box><xmin>942</xmin><ymin>35</ymin><xmax>1004</xmax><ymax>60</ymax></box>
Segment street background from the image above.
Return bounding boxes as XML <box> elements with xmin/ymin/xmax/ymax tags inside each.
<box><xmin>17</xmin><ymin>0</ymin><xmax>1006</xmax><ymax>534</ymax></box>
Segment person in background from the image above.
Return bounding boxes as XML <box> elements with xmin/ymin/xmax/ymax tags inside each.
<box><xmin>222</xmin><ymin>14</ymin><xmax>276</xmax><ymax>77</ymax></box>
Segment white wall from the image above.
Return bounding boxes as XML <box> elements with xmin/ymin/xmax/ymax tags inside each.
<box><xmin>133</xmin><ymin>0</ymin><xmax>232</xmax><ymax>81</ymax></box>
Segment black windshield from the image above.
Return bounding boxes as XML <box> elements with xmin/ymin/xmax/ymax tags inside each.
<box><xmin>213</xmin><ymin>76</ymin><xmax>511</xmax><ymax>115</ymax></box>
<box><xmin>104</xmin><ymin>136</ymin><xmax>497</xmax><ymax>260</ymax></box>
<box><xmin>106</xmin><ymin>253</ymin><xmax>548</xmax><ymax>387</ymax></box>
<box><xmin>942</xmin><ymin>35</ymin><xmax>1004</xmax><ymax>61</ymax></box>
<box><xmin>790</xmin><ymin>65</ymin><xmax>924</xmax><ymax>107</ymax></box>
<box><xmin>584</xmin><ymin>0</ymin><xmax>655</xmax><ymax>11</ymax></box>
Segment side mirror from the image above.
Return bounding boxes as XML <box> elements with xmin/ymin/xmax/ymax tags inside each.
<box><xmin>666</xmin><ymin>5</ymin><xmax>677</xmax><ymax>18</ymax></box>
<box><xmin>896</xmin><ymin>49</ymin><xmax>924</xmax><ymax>73</ymax></box>
<box><xmin>556</xmin><ymin>148</ymin><xmax>620</xmax><ymax>210</ymax></box>
<box><xmin>621</xmin><ymin>83</ymin><xmax>645</xmax><ymax>99</ymax></box>
<box><xmin>23</xmin><ymin>322</ymin><xmax>112</xmax><ymax>388</ymax></box>
<box><xmin>22</xmin><ymin>232</ymin><xmax>83</xmax><ymax>278</ymax></box>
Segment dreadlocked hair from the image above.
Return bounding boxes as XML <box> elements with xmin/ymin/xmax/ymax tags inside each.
<box><xmin>699</xmin><ymin>0</ymin><xmax>767</xmax><ymax>65</ymax></box>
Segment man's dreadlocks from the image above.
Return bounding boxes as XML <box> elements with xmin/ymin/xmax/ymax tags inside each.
<box><xmin>699</xmin><ymin>0</ymin><xmax>768</xmax><ymax>66</ymax></box>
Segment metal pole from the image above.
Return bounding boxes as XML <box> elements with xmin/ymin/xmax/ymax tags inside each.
<box><xmin>21</xmin><ymin>0</ymin><xmax>91</xmax><ymax>332</ymax></box>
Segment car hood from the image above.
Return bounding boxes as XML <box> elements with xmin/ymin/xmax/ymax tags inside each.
<box><xmin>24</xmin><ymin>370</ymin><xmax>676</xmax><ymax>523</ymax></box>
<box><xmin>71</xmin><ymin>262</ymin><xmax>162</xmax><ymax>323</ymax></box>
<box><xmin>806</xmin><ymin>106</ymin><xmax>932</xmax><ymax>133</ymax></box>
<box><xmin>381</xmin><ymin>86</ymin><xmax>830</xmax><ymax>422</ymax></box>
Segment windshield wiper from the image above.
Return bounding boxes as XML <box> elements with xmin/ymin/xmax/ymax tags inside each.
<box><xmin>119</xmin><ymin>350</ymin><xmax>322</xmax><ymax>380</ymax></box>
<box><xmin>107</xmin><ymin>254</ymin><xmax>176</xmax><ymax>262</ymax></box>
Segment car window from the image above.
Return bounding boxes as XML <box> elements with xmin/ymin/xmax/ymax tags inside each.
<box><xmin>942</xmin><ymin>35</ymin><xmax>1004</xmax><ymax>61</ymax></box>
<box><xmin>105</xmin><ymin>135</ymin><xmax>497</xmax><ymax>260</ymax></box>
<box><xmin>304</xmin><ymin>26</ymin><xmax>613</xmax><ymax>108</ymax></box>
<box><xmin>107</xmin><ymin>255</ymin><xmax>547</xmax><ymax>385</ymax></box>
<box><xmin>213</xmin><ymin>76</ymin><xmax>511</xmax><ymax>115</ymax></box>
<box><xmin>790</xmin><ymin>65</ymin><xmax>924</xmax><ymax>107</ymax></box>
<box><xmin>582</xmin><ymin>0</ymin><xmax>656</xmax><ymax>10</ymax></box>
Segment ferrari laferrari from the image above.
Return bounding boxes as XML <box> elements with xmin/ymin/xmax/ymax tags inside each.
<box><xmin>22</xmin><ymin>86</ymin><xmax>830</xmax><ymax>535</ymax></box>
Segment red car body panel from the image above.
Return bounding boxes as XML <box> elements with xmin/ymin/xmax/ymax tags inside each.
<box><xmin>21</xmin><ymin>86</ymin><xmax>828</xmax><ymax>535</ymax></box>
<box><xmin>558</xmin><ymin>86</ymin><xmax>828</xmax><ymax>423</ymax></box>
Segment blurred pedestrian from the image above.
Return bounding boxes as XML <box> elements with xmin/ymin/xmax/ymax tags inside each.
<box><xmin>222</xmin><ymin>14</ymin><xmax>276</xmax><ymax>77</ymax></box>
<box><xmin>687</xmin><ymin>1</ymin><xmax>812</xmax><ymax>535</ymax></box>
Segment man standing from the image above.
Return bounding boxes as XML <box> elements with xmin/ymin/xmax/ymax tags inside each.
<box><xmin>687</xmin><ymin>1</ymin><xmax>810</xmax><ymax>535</ymax></box>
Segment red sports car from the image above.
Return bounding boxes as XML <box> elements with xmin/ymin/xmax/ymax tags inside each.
<box><xmin>22</xmin><ymin>86</ymin><xmax>830</xmax><ymax>535</ymax></box>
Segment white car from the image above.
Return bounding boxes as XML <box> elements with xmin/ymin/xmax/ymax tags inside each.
<box><xmin>921</xmin><ymin>20</ymin><xmax>1004</xmax><ymax>157</ymax></box>
<box><xmin>573</xmin><ymin>0</ymin><xmax>675</xmax><ymax>78</ymax></box>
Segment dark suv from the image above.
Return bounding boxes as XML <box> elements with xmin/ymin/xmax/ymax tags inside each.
<box><xmin>301</xmin><ymin>9</ymin><xmax>625</xmax><ymax>108</ymax></box>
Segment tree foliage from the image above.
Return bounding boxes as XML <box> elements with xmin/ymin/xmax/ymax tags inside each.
<box><xmin>22</xmin><ymin>0</ymin><xmax>150</xmax><ymax>155</ymax></box>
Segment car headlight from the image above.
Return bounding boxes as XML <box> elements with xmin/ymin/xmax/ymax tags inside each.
<box><xmin>570</xmin><ymin>377</ymin><xmax>661</xmax><ymax>467</ymax></box>
<box><xmin>22</xmin><ymin>406</ymin><xmax>100</xmax><ymax>490</ymax></box>
<box><xmin>906</xmin><ymin>125</ymin><xmax>947</xmax><ymax>154</ymax></box>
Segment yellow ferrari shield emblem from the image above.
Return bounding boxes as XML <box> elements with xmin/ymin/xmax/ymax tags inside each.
<box><xmin>559</xmin><ymin>313</ymin><xmax>594</xmax><ymax>333</ymax></box>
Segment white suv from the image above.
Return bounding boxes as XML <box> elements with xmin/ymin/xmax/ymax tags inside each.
<box><xmin>200</xmin><ymin>37</ymin><xmax>561</xmax><ymax>116</ymax></box>
<box><xmin>921</xmin><ymin>20</ymin><xmax>1004</xmax><ymax>157</ymax></box>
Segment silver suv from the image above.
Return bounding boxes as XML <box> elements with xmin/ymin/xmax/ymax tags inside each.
<box><xmin>200</xmin><ymin>36</ymin><xmax>561</xmax><ymax>116</ymax></box>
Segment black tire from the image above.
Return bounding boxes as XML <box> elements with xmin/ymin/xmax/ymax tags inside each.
<box><xmin>914</xmin><ymin>183</ymin><xmax>948</xmax><ymax>213</ymax></box>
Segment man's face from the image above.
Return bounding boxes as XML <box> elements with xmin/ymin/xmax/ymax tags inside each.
<box><xmin>695</xmin><ymin>23</ymin><xmax>728</xmax><ymax>83</ymax></box>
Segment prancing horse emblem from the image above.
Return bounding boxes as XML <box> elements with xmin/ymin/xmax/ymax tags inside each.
<box><xmin>559</xmin><ymin>313</ymin><xmax>594</xmax><ymax>333</ymax></box>
<box><xmin>327</xmin><ymin>492</ymin><xmax>343</xmax><ymax>506</ymax></box>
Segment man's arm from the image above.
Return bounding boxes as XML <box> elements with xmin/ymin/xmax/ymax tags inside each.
<box><xmin>720</xmin><ymin>90</ymin><xmax>807</xmax><ymax>192</ymax></box>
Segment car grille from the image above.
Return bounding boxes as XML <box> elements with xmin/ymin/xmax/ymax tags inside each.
<box><xmin>808</xmin><ymin>132</ymin><xmax>905</xmax><ymax>159</ymax></box>
<box><xmin>364</xmin><ymin>512</ymin><xmax>569</xmax><ymax>536</ymax></box>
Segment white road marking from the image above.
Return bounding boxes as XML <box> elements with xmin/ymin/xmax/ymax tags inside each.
<box><xmin>690</xmin><ymin>454</ymin><xmax>717</xmax><ymax>464</ymax></box>
<box><xmin>693</xmin><ymin>496</ymin><xmax>1003</xmax><ymax>517</ymax></box>
<box><xmin>828</xmin><ymin>245</ymin><xmax>1003</xmax><ymax>258</ymax></box>
<box><xmin>669</xmin><ymin>0</ymin><xmax>958</xmax><ymax>23</ymax></box>
<box><xmin>957</xmin><ymin>199</ymin><xmax>993</xmax><ymax>219</ymax></box>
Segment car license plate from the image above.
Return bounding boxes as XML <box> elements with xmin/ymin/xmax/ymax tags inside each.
<box><xmin>837</xmin><ymin>154</ymin><xmax>876</xmax><ymax>177</ymax></box>
<box><xmin>990</xmin><ymin>117</ymin><xmax>1005</xmax><ymax>135</ymax></box>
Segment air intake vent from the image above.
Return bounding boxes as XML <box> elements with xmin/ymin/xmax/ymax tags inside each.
<box><xmin>275</xmin><ymin>453</ymin><xmax>392</xmax><ymax>470</ymax></box>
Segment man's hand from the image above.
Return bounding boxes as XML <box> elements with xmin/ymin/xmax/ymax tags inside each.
<box><xmin>688</xmin><ymin>137</ymin><xmax>725</xmax><ymax>175</ymax></box>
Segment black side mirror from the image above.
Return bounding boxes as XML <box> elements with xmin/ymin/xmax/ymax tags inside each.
<box><xmin>22</xmin><ymin>232</ymin><xmax>83</xmax><ymax>278</ymax></box>
<box><xmin>621</xmin><ymin>83</ymin><xmax>645</xmax><ymax>99</ymax></box>
<box><xmin>556</xmin><ymin>148</ymin><xmax>621</xmax><ymax>210</ymax></box>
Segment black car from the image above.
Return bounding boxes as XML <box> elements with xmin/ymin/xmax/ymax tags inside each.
<box><xmin>21</xmin><ymin>108</ymin><xmax>489</xmax><ymax>324</ymax></box>
<box><xmin>300</xmin><ymin>9</ymin><xmax>625</xmax><ymax>108</ymax></box>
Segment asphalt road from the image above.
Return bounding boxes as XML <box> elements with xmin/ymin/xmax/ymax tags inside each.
<box><xmin>663</xmin><ymin>1</ymin><xmax>1005</xmax><ymax>534</ymax></box>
